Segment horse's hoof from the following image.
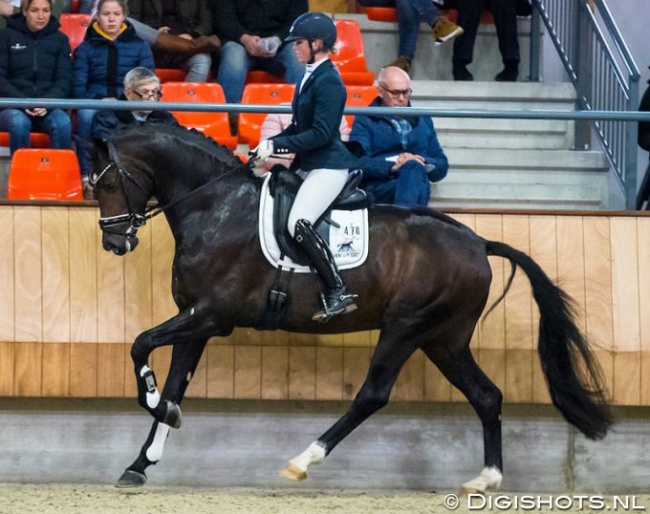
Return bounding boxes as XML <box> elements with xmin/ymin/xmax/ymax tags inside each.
<box><xmin>460</xmin><ymin>486</ymin><xmax>486</xmax><ymax>496</ymax></box>
<box><xmin>279</xmin><ymin>463</ymin><xmax>307</xmax><ymax>481</ymax></box>
<box><xmin>115</xmin><ymin>469</ymin><xmax>147</xmax><ymax>488</ymax></box>
<box><xmin>162</xmin><ymin>400</ymin><xmax>182</xmax><ymax>429</ymax></box>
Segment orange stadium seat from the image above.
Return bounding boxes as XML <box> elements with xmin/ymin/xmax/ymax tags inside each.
<box><xmin>357</xmin><ymin>4</ymin><xmax>398</xmax><ymax>22</ymax></box>
<box><xmin>161</xmin><ymin>81</ymin><xmax>238</xmax><ymax>149</ymax></box>
<box><xmin>8</xmin><ymin>149</ymin><xmax>83</xmax><ymax>201</ymax></box>
<box><xmin>332</xmin><ymin>20</ymin><xmax>375</xmax><ymax>86</ymax></box>
<box><xmin>238</xmin><ymin>83</ymin><xmax>295</xmax><ymax>148</ymax></box>
<box><xmin>245</xmin><ymin>70</ymin><xmax>284</xmax><ymax>84</ymax></box>
<box><xmin>344</xmin><ymin>84</ymin><xmax>378</xmax><ymax>128</ymax></box>
<box><xmin>59</xmin><ymin>14</ymin><xmax>91</xmax><ymax>53</ymax></box>
<box><xmin>155</xmin><ymin>68</ymin><xmax>186</xmax><ymax>84</ymax></box>
<box><xmin>0</xmin><ymin>132</ymin><xmax>50</xmax><ymax>149</ymax></box>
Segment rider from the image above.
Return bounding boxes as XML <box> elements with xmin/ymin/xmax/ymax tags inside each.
<box><xmin>253</xmin><ymin>12</ymin><xmax>359</xmax><ymax>322</ymax></box>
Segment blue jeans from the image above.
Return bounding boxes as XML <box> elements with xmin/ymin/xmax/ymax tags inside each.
<box><xmin>0</xmin><ymin>108</ymin><xmax>72</xmax><ymax>155</ymax></box>
<box><xmin>217</xmin><ymin>41</ymin><xmax>304</xmax><ymax>104</ymax></box>
<box><xmin>397</xmin><ymin>0</ymin><xmax>439</xmax><ymax>59</ymax></box>
<box><xmin>75</xmin><ymin>108</ymin><xmax>97</xmax><ymax>177</ymax></box>
<box><xmin>361</xmin><ymin>160</ymin><xmax>430</xmax><ymax>206</ymax></box>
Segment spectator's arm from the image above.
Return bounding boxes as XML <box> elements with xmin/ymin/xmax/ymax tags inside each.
<box><xmin>194</xmin><ymin>0</ymin><xmax>212</xmax><ymax>36</ymax></box>
<box><xmin>349</xmin><ymin>115</ymin><xmax>395</xmax><ymax>181</ymax></box>
<box><xmin>0</xmin><ymin>32</ymin><xmax>27</xmax><ymax>97</ymax></box>
<box><xmin>422</xmin><ymin>118</ymin><xmax>449</xmax><ymax>182</ymax></box>
<box><xmin>136</xmin><ymin>42</ymin><xmax>156</xmax><ymax>70</ymax></box>
<box><xmin>72</xmin><ymin>44</ymin><xmax>93</xmax><ymax>98</ymax></box>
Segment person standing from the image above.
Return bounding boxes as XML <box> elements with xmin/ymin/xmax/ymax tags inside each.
<box><xmin>350</xmin><ymin>66</ymin><xmax>448</xmax><ymax>206</ymax></box>
<box><xmin>0</xmin><ymin>0</ymin><xmax>72</xmax><ymax>155</ymax></box>
<box><xmin>253</xmin><ymin>12</ymin><xmax>358</xmax><ymax>322</ymax></box>
<box><xmin>452</xmin><ymin>0</ymin><xmax>520</xmax><ymax>81</ymax></box>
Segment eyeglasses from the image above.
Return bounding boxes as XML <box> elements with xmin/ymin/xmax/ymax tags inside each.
<box><xmin>379</xmin><ymin>84</ymin><xmax>412</xmax><ymax>98</ymax></box>
<box><xmin>131</xmin><ymin>88</ymin><xmax>162</xmax><ymax>100</ymax></box>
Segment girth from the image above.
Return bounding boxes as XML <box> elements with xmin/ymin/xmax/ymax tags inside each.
<box><xmin>268</xmin><ymin>169</ymin><xmax>372</xmax><ymax>265</ymax></box>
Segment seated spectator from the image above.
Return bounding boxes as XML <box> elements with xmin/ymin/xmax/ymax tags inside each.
<box><xmin>128</xmin><ymin>0</ymin><xmax>216</xmax><ymax>83</ymax></box>
<box><xmin>452</xmin><ymin>0</ymin><xmax>520</xmax><ymax>81</ymax></box>
<box><xmin>350</xmin><ymin>66</ymin><xmax>448</xmax><ymax>206</ymax></box>
<box><xmin>212</xmin><ymin>0</ymin><xmax>307</xmax><ymax>133</ymax></box>
<box><xmin>73</xmin><ymin>0</ymin><xmax>154</xmax><ymax>188</ymax></box>
<box><xmin>359</xmin><ymin>0</ymin><xmax>463</xmax><ymax>74</ymax></box>
<box><xmin>91</xmin><ymin>67</ymin><xmax>177</xmax><ymax>141</ymax></box>
<box><xmin>258</xmin><ymin>104</ymin><xmax>351</xmax><ymax>174</ymax></box>
<box><xmin>0</xmin><ymin>0</ymin><xmax>72</xmax><ymax>155</ymax></box>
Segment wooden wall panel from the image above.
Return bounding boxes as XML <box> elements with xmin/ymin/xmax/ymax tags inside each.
<box><xmin>637</xmin><ymin>218</ymin><xmax>650</xmax><ymax>405</ymax></box>
<box><xmin>610</xmin><ymin>218</ymin><xmax>641</xmax><ymax>405</ymax></box>
<box><xmin>14</xmin><ymin>207</ymin><xmax>42</xmax><ymax>342</ymax></box>
<box><xmin>3</xmin><ymin>207</ymin><xmax>650</xmax><ymax>407</ymax></box>
<box><xmin>42</xmin><ymin>207</ymin><xmax>70</xmax><ymax>342</ymax></box>
<box><xmin>69</xmin><ymin>208</ymin><xmax>98</xmax><ymax>343</ymax></box>
<box><xmin>0</xmin><ymin>207</ymin><xmax>15</xmax><ymax>343</ymax></box>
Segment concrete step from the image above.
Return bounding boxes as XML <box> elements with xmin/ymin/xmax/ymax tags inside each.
<box><xmin>431</xmin><ymin>149</ymin><xmax>609</xmax><ymax>210</ymax></box>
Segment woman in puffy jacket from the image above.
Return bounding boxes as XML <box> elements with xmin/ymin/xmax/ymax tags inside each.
<box><xmin>73</xmin><ymin>0</ymin><xmax>154</xmax><ymax>183</ymax></box>
<box><xmin>0</xmin><ymin>0</ymin><xmax>72</xmax><ymax>155</ymax></box>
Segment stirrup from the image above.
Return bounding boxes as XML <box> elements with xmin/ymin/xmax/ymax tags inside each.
<box><xmin>312</xmin><ymin>292</ymin><xmax>358</xmax><ymax>323</ymax></box>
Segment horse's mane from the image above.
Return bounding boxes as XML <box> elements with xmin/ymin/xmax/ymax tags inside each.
<box><xmin>111</xmin><ymin>123</ymin><xmax>254</xmax><ymax>181</ymax></box>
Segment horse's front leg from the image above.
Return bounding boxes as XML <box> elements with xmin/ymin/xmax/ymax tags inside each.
<box><xmin>117</xmin><ymin>337</ymin><xmax>209</xmax><ymax>488</ymax></box>
<box><xmin>130</xmin><ymin>308</ymin><xmax>220</xmax><ymax>427</ymax></box>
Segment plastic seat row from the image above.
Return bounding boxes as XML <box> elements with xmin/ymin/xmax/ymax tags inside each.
<box><xmin>357</xmin><ymin>3</ymin><xmax>494</xmax><ymax>24</ymax></box>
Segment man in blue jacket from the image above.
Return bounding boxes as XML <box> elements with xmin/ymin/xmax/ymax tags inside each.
<box><xmin>350</xmin><ymin>66</ymin><xmax>449</xmax><ymax>206</ymax></box>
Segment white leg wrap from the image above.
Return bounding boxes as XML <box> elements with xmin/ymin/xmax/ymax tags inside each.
<box><xmin>139</xmin><ymin>365</ymin><xmax>160</xmax><ymax>409</ymax></box>
<box><xmin>145</xmin><ymin>423</ymin><xmax>171</xmax><ymax>463</ymax></box>
<box><xmin>289</xmin><ymin>441</ymin><xmax>326</xmax><ymax>473</ymax></box>
<box><xmin>461</xmin><ymin>466</ymin><xmax>503</xmax><ymax>493</ymax></box>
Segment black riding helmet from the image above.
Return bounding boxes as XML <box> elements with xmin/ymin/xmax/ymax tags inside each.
<box><xmin>285</xmin><ymin>12</ymin><xmax>337</xmax><ymax>53</ymax></box>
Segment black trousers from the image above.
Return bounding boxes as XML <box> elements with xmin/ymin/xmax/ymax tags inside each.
<box><xmin>452</xmin><ymin>0</ymin><xmax>520</xmax><ymax>67</ymax></box>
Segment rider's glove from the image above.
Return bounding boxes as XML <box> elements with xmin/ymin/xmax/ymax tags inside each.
<box><xmin>252</xmin><ymin>139</ymin><xmax>274</xmax><ymax>163</ymax></box>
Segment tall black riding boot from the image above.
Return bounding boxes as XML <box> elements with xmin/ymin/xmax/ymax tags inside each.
<box><xmin>294</xmin><ymin>219</ymin><xmax>357</xmax><ymax>322</ymax></box>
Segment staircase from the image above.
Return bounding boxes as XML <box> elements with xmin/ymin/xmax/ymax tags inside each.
<box><xmin>411</xmin><ymin>81</ymin><xmax>610</xmax><ymax>210</ymax></box>
<box><xmin>336</xmin><ymin>12</ymin><xmax>611</xmax><ymax>210</ymax></box>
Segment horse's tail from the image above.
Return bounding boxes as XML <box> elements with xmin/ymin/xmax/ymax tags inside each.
<box><xmin>486</xmin><ymin>240</ymin><xmax>614</xmax><ymax>440</ymax></box>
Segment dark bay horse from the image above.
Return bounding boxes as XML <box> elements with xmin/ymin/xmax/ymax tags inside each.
<box><xmin>90</xmin><ymin>124</ymin><xmax>613</xmax><ymax>492</ymax></box>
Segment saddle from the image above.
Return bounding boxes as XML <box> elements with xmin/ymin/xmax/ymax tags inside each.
<box><xmin>268</xmin><ymin>169</ymin><xmax>372</xmax><ymax>266</ymax></box>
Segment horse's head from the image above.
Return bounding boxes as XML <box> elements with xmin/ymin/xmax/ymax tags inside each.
<box><xmin>90</xmin><ymin>138</ymin><xmax>154</xmax><ymax>255</ymax></box>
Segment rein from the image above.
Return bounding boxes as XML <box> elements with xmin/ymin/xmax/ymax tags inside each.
<box><xmin>93</xmin><ymin>140</ymin><xmax>256</xmax><ymax>231</ymax></box>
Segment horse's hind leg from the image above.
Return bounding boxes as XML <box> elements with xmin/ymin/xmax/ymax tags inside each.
<box><xmin>117</xmin><ymin>338</ymin><xmax>208</xmax><ymax>488</ymax></box>
<box><xmin>422</xmin><ymin>343</ymin><xmax>503</xmax><ymax>494</ymax></box>
<box><xmin>281</xmin><ymin>326</ymin><xmax>419</xmax><ymax>481</ymax></box>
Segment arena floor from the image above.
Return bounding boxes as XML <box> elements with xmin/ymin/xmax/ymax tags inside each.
<box><xmin>3</xmin><ymin>483</ymin><xmax>649</xmax><ymax>514</ymax></box>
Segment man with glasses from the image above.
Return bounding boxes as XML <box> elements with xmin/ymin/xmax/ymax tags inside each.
<box><xmin>350</xmin><ymin>66</ymin><xmax>448</xmax><ymax>206</ymax></box>
<box><xmin>91</xmin><ymin>67</ymin><xmax>177</xmax><ymax>142</ymax></box>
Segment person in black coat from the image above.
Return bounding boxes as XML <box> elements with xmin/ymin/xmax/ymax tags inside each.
<box><xmin>91</xmin><ymin>66</ymin><xmax>178</xmax><ymax>141</ymax></box>
<box><xmin>0</xmin><ymin>0</ymin><xmax>72</xmax><ymax>154</ymax></box>
<box><xmin>253</xmin><ymin>12</ymin><xmax>359</xmax><ymax>322</ymax></box>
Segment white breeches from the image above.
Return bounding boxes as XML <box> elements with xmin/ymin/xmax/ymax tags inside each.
<box><xmin>287</xmin><ymin>168</ymin><xmax>349</xmax><ymax>236</ymax></box>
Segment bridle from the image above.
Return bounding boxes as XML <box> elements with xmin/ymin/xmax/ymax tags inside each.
<box><xmin>91</xmin><ymin>139</ymin><xmax>256</xmax><ymax>237</ymax></box>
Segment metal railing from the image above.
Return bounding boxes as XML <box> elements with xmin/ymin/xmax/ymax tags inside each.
<box><xmin>530</xmin><ymin>0</ymin><xmax>641</xmax><ymax>208</ymax></box>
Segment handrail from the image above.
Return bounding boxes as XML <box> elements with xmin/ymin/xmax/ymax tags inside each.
<box><xmin>530</xmin><ymin>0</ymin><xmax>641</xmax><ymax>208</ymax></box>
